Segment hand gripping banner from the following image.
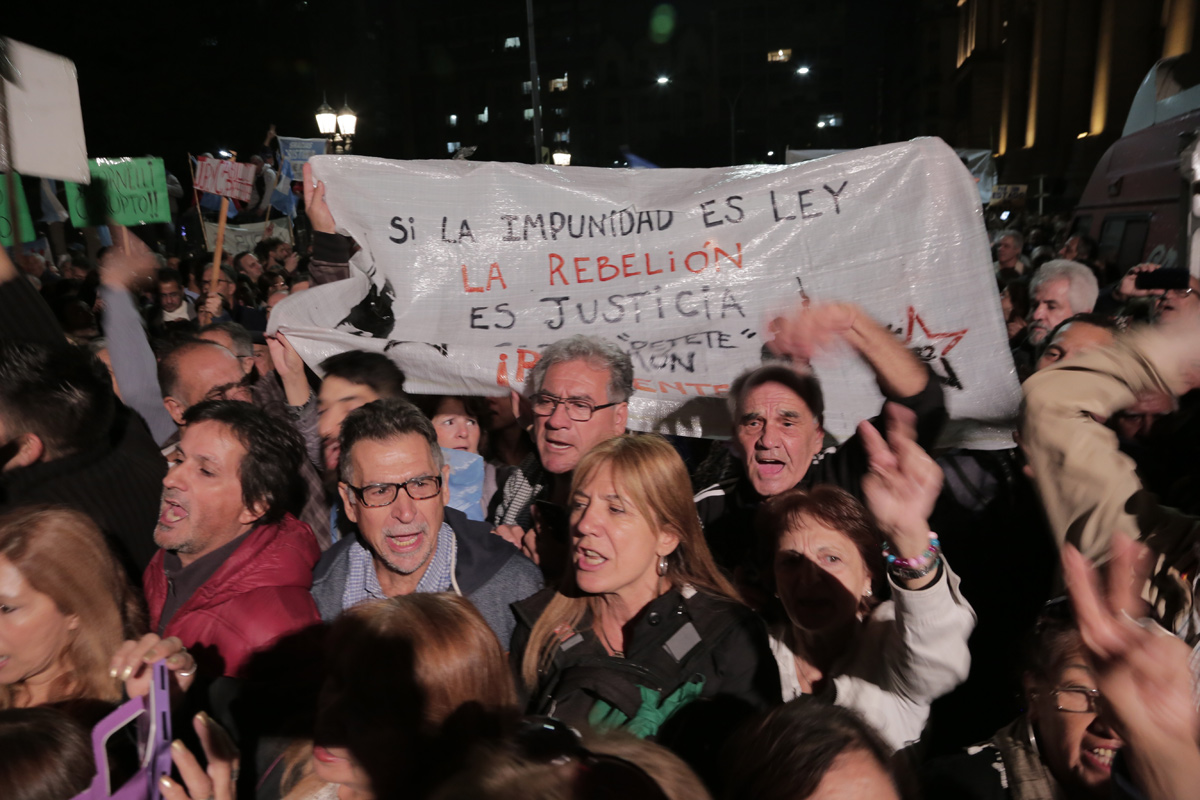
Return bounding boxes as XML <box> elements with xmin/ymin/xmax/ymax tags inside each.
<box><xmin>271</xmin><ymin>138</ymin><xmax>1021</xmax><ymax>447</ymax></box>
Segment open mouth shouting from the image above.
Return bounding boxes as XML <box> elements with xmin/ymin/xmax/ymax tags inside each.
<box><xmin>577</xmin><ymin>546</ymin><xmax>607</xmax><ymax>571</ymax></box>
<box><xmin>158</xmin><ymin>496</ymin><xmax>189</xmax><ymax>529</ymax></box>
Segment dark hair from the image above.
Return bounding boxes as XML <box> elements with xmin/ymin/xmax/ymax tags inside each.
<box><xmin>157</xmin><ymin>267</ymin><xmax>184</xmax><ymax>286</ymax></box>
<box><xmin>320</xmin><ymin>350</ymin><xmax>407</xmax><ymax>400</ymax></box>
<box><xmin>1038</xmin><ymin>313</ymin><xmax>1119</xmax><ymax>361</ymax></box>
<box><xmin>232</xmin><ymin>251</ymin><xmax>256</xmax><ymax>273</ymax></box>
<box><xmin>411</xmin><ymin>394</ymin><xmax>492</xmax><ymax>452</ymax></box>
<box><xmin>1000</xmin><ymin>276</ymin><xmax>1031</xmax><ymax>320</ymax></box>
<box><xmin>728</xmin><ymin>363</ymin><xmax>825</xmax><ymax>428</ymax></box>
<box><xmin>1069</xmin><ymin>233</ymin><xmax>1098</xmax><ymax>263</ymax></box>
<box><xmin>199</xmin><ymin>321</ymin><xmax>254</xmax><ymax>358</ymax></box>
<box><xmin>254</xmin><ymin>237</ymin><xmax>283</xmax><ymax>264</ymax></box>
<box><xmin>183</xmin><ymin>400</ymin><xmax>305</xmax><ymax>523</ymax></box>
<box><xmin>338</xmin><ymin>398</ymin><xmax>443</xmax><ymax>483</ymax></box>
<box><xmin>0</xmin><ymin>340</ymin><xmax>115</xmax><ymax>459</ymax></box>
<box><xmin>756</xmin><ymin>486</ymin><xmax>883</xmax><ymax>599</ymax></box>
<box><xmin>157</xmin><ymin>338</ymin><xmax>234</xmax><ymax>400</ymax></box>
<box><xmin>1023</xmin><ymin>597</ymin><xmax>1085</xmax><ymax>684</ymax></box>
<box><xmin>721</xmin><ymin>698</ymin><xmax>897</xmax><ymax>800</ymax></box>
<box><xmin>0</xmin><ymin>707</ymin><xmax>95</xmax><ymax>800</ymax></box>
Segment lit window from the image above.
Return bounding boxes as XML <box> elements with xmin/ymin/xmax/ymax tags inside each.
<box><xmin>767</xmin><ymin>48</ymin><xmax>792</xmax><ymax>62</ymax></box>
<box><xmin>447</xmin><ymin>141</ymin><xmax>461</xmax><ymax>154</ymax></box>
<box><xmin>817</xmin><ymin>113</ymin><xmax>842</xmax><ymax>127</ymax></box>
<box><xmin>553</xmin><ymin>130</ymin><xmax>570</xmax><ymax>143</ymax></box>
<box><xmin>553</xmin><ymin>107</ymin><xmax>567</xmax><ymax>117</ymax></box>
<box><xmin>505</xmin><ymin>36</ymin><xmax>521</xmax><ymax>49</ymax></box>
<box><xmin>448</xmin><ymin>114</ymin><xmax>457</xmax><ymax>126</ymax></box>
<box><xmin>477</xmin><ymin>107</ymin><xmax>489</xmax><ymax>124</ymax></box>
<box><xmin>522</xmin><ymin>80</ymin><xmax>532</xmax><ymax>94</ymax></box>
<box><xmin>550</xmin><ymin>75</ymin><xmax>568</xmax><ymax>92</ymax></box>
<box><xmin>524</xmin><ymin>108</ymin><xmax>534</xmax><ymax>121</ymax></box>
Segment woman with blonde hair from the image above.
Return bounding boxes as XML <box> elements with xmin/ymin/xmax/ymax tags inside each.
<box><xmin>0</xmin><ymin>505</ymin><xmax>193</xmax><ymax>709</ymax></box>
<box><xmin>512</xmin><ymin>434</ymin><xmax>778</xmax><ymax>741</ymax></box>
<box><xmin>278</xmin><ymin>592</ymin><xmax>518</xmax><ymax>800</ymax></box>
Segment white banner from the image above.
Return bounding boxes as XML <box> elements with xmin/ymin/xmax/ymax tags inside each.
<box><xmin>203</xmin><ymin>219</ymin><xmax>291</xmax><ymax>256</ymax></box>
<box><xmin>271</xmin><ymin>138</ymin><xmax>1021</xmax><ymax>447</ymax></box>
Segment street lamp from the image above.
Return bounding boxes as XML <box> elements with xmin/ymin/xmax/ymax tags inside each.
<box><xmin>552</xmin><ymin>151</ymin><xmax>571</xmax><ymax>166</ymax></box>
<box><xmin>337</xmin><ymin>103</ymin><xmax>357</xmax><ymax>137</ymax></box>
<box><xmin>315</xmin><ymin>99</ymin><xmax>337</xmax><ymax>136</ymax></box>
<box><xmin>656</xmin><ymin>76</ymin><xmax>670</xmax><ymax>85</ymax></box>
<box><xmin>797</xmin><ymin>66</ymin><xmax>810</xmax><ymax>75</ymax></box>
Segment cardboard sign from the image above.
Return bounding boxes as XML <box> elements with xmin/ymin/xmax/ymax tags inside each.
<box><xmin>65</xmin><ymin>157</ymin><xmax>170</xmax><ymax>227</ymax></box>
<box><xmin>271</xmin><ymin>139</ymin><xmax>1022</xmax><ymax>447</ymax></box>
<box><xmin>193</xmin><ymin>157</ymin><xmax>255</xmax><ymax>202</ymax></box>
<box><xmin>0</xmin><ymin>39</ymin><xmax>89</xmax><ymax>183</ymax></box>
<box><xmin>0</xmin><ymin>174</ymin><xmax>36</xmax><ymax>248</ymax></box>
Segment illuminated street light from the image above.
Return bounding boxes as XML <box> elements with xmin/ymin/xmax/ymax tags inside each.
<box><xmin>315</xmin><ymin>99</ymin><xmax>337</xmax><ymax>135</ymax></box>
<box><xmin>817</xmin><ymin>121</ymin><xmax>826</xmax><ymax>128</ymax></box>
<box><xmin>552</xmin><ymin>151</ymin><xmax>571</xmax><ymax>166</ymax></box>
<box><xmin>767</xmin><ymin>150</ymin><xmax>774</xmax><ymax>157</ymax></box>
<box><xmin>797</xmin><ymin>66</ymin><xmax>810</xmax><ymax>75</ymax></box>
<box><xmin>657</xmin><ymin>76</ymin><xmax>670</xmax><ymax>85</ymax></box>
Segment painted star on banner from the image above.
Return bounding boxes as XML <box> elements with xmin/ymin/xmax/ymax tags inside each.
<box><xmin>903</xmin><ymin>306</ymin><xmax>967</xmax><ymax>356</ymax></box>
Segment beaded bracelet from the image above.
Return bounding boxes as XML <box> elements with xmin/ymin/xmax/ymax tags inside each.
<box><xmin>881</xmin><ymin>531</ymin><xmax>941</xmax><ymax>582</ymax></box>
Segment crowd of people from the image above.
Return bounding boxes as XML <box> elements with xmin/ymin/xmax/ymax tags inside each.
<box><xmin>0</xmin><ymin>175</ymin><xmax>1199</xmax><ymax>800</ymax></box>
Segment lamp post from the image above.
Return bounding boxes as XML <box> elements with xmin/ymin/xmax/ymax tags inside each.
<box><xmin>316</xmin><ymin>96</ymin><xmax>358</xmax><ymax>154</ymax></box>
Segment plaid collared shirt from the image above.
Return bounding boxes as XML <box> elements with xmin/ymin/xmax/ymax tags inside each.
<box><xmin>341</xmin><ymin>522</ymin><xmax>457</xmax><ymax>610</ymax></box>
<box><xmin>490</xmin><ymin>452</ymin><xmax>550</xmax><ymax>530</ymax></box>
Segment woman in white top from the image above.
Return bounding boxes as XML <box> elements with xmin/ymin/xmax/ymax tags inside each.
<box><xmin>761</xmin><ymin>414</ymin><xmax>976</xmax><ymax>753</ymax></box>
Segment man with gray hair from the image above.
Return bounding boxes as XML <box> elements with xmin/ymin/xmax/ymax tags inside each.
<box><xmin>1027</xmin><ymin>260</ymin><xmax>1100</xmax><ymax>346</ymax></box>
<box><xmin>312</xmin><ymin>398</ymin><xmax>542</xmax><ymax>646</ymax></box>
<box><xmin>695</xmin><ymin>302</ymin><xmax>946</xmax><ymax>575</ymax></box>
<box><xmin>994</xmin><ymin>229</ymin><xmax>1027</xmax><ymax>281</ymax></box>
<box><xmin>490</xmin><ymin>334</ymin><xmax>633</xmax><ymax>565</ymax></box>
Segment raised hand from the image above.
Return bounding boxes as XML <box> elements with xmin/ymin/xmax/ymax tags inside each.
<box><xmin>860</xmin><ymin>404</ymin><xmax>943</xmax><ymax>560</ymax></box>
<box><xmin>266</xmin><ymin>332</ymin><xmax>311</xmax><ymax>406</ymax></box>
<box><xmin>159</xmin><ymin>712</ymin><xmax>240</xmax><ymax>800</ymax></box>
<box><xmin>100</xmin><ymin>226</ymin><xmax>159</xmax><ymax>290</ymax></box>
<box><xmin>302</xmin><ymin>162</ymin><xmax>336</xmax><ymax>234</ymax></box>
<box><xmin>767</xmin><ymin>302</ymin><xmax>860</xmax><ymax>363</ymax></box>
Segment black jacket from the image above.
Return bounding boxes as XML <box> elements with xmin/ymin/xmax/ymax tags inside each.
<box><xmin>510</xmin><ymin>585</ymin><xmax>779</xmax><ymax>756</ymax></box>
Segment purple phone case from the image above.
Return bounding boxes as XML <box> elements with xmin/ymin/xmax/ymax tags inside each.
<box><xmin>71</xmin><ymin>660</ymin><xmax>173</xmax><ymax>800</ymax></box>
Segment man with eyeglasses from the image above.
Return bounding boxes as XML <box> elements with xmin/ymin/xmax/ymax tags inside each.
<box><xmin>311</xmin><ymin>398</ymin><xmax>542</xmax><ymax>647</ymax></box>
<box><xmin>490</xmin><ymin>335</ymin><xmax>633</xmax><ymax>567</ymax></box>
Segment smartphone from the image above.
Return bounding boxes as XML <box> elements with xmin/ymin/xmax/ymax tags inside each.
<box><xmin>1135</xmin><ymin>268</ymin><xmax>1190</xmax><ymax>290</ymax></box>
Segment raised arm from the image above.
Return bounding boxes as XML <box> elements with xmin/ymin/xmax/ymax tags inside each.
<box><xmin>99</xmin><ymin>227</ymin><xmax>178</xmax><ymax>445</ymax></box>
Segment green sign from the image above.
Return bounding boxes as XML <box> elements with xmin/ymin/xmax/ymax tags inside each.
<box><xmin>65</xmin><ymin>157</ymin><xmax>170</xmax><ymax>227</ymax></box>
<box><xmin>0</xmin><ymin>174</ymin><xmax>36</xmax><ymax>248</ymax></box>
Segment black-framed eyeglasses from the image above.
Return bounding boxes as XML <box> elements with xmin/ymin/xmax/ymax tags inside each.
<box><xmin>1155</xmin><ymin>287</ymin><xmax>1195</xmax><ymax>302</ymax></box>
<box><xmin>530</xmin><ymin>393</ymin><xmax>620</xmax><ymax>422</ymax></box>
<box><xmin>1041</xmin><ymin>687</ymin><xmax>1102</xmax><ymax>713</ymax></box>
<box><xmin>346</xmin><ymin>475</ymin><xmax>443</xmax><ymax>507</ymax></box>
<box><xmin>514</xmin><ymin>716</ymin><xmax>670</xmax><ymax>800</ymax></box>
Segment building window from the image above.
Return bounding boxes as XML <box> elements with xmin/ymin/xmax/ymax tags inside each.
<box><xmin>553</xmin><ymin>107</ymin><xmax>567</xmax><ymax>117</ymax></box>
<box><xmin>817</xmin><ymin>113</ymin><xmax>842</xmax><ymax>128</ymax></box>
<box><xmin>505</xmin><ymin>36</ymin><xmax>521</xmax><ymax>49</ymax></box>
<box><xmin>522</xmin><ymin>80</ymin><xmax>532</xmax><ymax>94</ymax></box>
<box><xmin>446</xmin><ymin>141</ymin><xmax>461</xmax><ymax>154</ymax></box>
<box><xmin>524</xmin><ymin>108</ymin><xmax>534</xmax><ymax>121</ymax></box>
<box><xmin>477</xmin><ymin>107</ymin><xmax>489</xmax><ymax>124</ymax></box>
<box><xmin>550</xmin><ymin>75</ymin><xmax>568</xmax><ymax>92</ymax></box>
<box><xmin>553</xmin><ymin>130</ymin><xmax>570</xmax><ymax>143</ymax></box>
<box><xmin>448</xmin><ymin>114</ymin><xmax>457</xmax><ymax>126</ymax></box>
<box><xmin>767</xmin><ymin>48</ymin><xmax>792</xmax><ymax>62</ymax></box>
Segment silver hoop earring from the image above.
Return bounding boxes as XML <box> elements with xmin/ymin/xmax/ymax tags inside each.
<box><xmin>1026</xmin><ymin>716</ymin><xmax>1041</xmax><ymax>757</ymax></box>
<box><xmin>657</xmin><ymin>555</ymin><xmax>669</xmax><ymax>576</ymax></box>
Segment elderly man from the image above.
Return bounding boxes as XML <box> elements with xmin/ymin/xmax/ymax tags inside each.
<box><xmin>993</xmin><ymin>229</ymin><xmax>1026</xmax><ymax>282</ymax></box>
<box><xmin>489</xmin><ymin>335</ymin><xmax>631</xmax><ymax>568</ymax></box>
<box><xmin>695</xmin><ymin>302</ymin><xmax>946</xmax><ymax>574</ymax></box>
<box><xmin>1026</xmin><ymin>260</ymin><xmax>1100</xmax><ymax>346</ymax></box>
<box><xmin>311</xmin><ymin>399</ymin><xmax>542</xmax><ymax>646</ymax></box>
<box><xmin>145</xmin><ymin>400</ymin><xmax>321</xmax><ymax>678</ymax></box>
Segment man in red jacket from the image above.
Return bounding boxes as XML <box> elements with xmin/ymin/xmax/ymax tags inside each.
<box><xmin>144</xmin><ymin>400</ymin><xmax>321</xmax><ymax>678</ymax></box>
